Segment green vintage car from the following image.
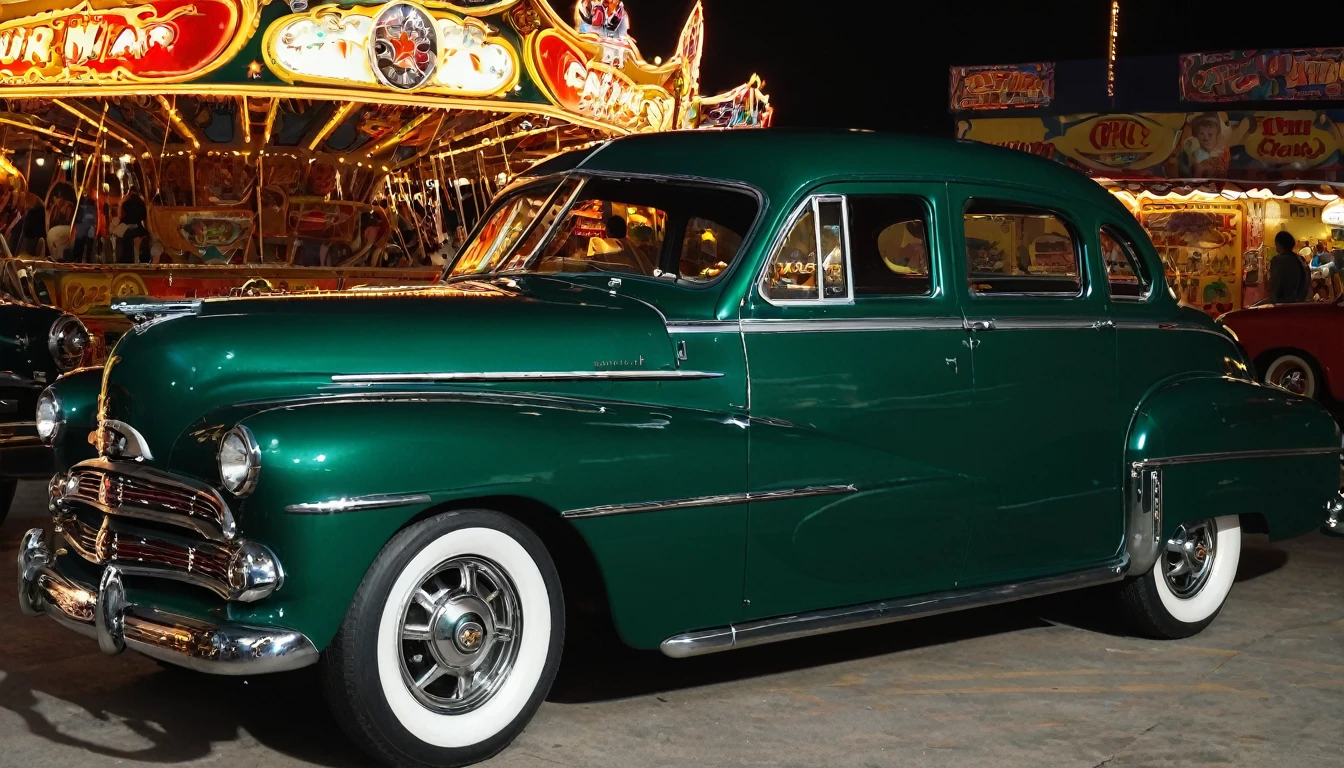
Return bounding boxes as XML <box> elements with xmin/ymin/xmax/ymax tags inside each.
<box><xmin>19</xmin><ymin>131</ymin><xmax>1344</xmax><ymax>768</ymax></box>
<box><xmin>0</xmin><ymin>294</ymin><xmax>91</xmax><ymax>525</ymax></box>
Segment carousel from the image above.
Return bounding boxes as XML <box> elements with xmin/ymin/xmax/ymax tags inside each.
<box><xmin>0</xmin><ymin>0</ymin><xmax>772</xmax><ymax>347</ymax></box>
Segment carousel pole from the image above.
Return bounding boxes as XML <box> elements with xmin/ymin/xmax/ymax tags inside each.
<box><xmin>255</xmin><ymin>149</ymin><xmax>265</xmax><ymax>263</ymax></box>
<box><xmin>446</xmin><ymin>138</ymin><xmax>468</xmax><ymax>229</ymax></box>
<box><xmin>476</xmin><ymin>150</ymin><xmax>490</xmax><ymax>200</ymax></box>
<box><xmin>495</xmin><ymin>125</ymin><xmax>512</xmax><ymax>181</ymax></box>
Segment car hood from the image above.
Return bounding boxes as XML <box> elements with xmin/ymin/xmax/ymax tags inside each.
<box><xmin>99</xmin><ymin>278</ymin><xmax>678</xmax><ymax>468</ymax></box>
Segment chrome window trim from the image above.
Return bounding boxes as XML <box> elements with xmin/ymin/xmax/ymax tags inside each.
<box><xmin>1100</xmin><ymin>224</ymin><xmax>1154</xmax><ymax>303</ymax></box>
<box><xmin>562</xmin><ymin>484</ymin><xmax>857</xmax><ymax>520</ymax></box>
<box><xmin>1131</xmin><ymin>446</ymin><xmax>1341</xmax><ymax>469</ymax></box>
<box><xmin>757</xmin><ymin>195</ymin><xmax>857</xmax><ymax>307</ymax></box>
<box><xmin>286</xmin><ymin>493</ymin><xmax>433</xmax><ymax>515</ymax></box>
<box><xmin>331</xmin><ymin>370</ymin><xmax>725</xmax><ymax>384</ymax></box>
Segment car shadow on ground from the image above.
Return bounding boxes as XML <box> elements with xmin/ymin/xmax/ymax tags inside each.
<box><xmin>0</xmin><ymin>514</ymin><xmax>1295</xmax><ymax>765</ymax></box>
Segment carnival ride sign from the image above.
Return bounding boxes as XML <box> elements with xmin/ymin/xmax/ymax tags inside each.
<box><xmin>0</xmin><ymin>0</ymin><xmax>249</xmax><ymax>84</ymax></box>
<box><xmin>1181</xmin><ymin>49</ymin><xmax>1344</xmax><ymax>103</ymax></box>
<box><xmin>949</xmin><ymin>63</ymin><xmax>1054</xmax><ymax>111</ymax></box>
<box><xmin>528</xmin><ymin>27</ymin><xmax>673</xmax><ymax>132</ymax></box>
<box><xmin>264</xmin><ymin>2</ymin><xmax>519</xmax><ymax>96</ymax></box>
<box><xmin>1050</xmin><ymin>114</ymin><xmax>1184</xmax><ymax>172</ymax></box>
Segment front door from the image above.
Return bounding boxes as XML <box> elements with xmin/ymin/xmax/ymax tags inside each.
<box><xmin>952</xmin><ymin>185</ymin><xmax>1123</xmax><ymax>586</ymax></box>
<box><xmin>740</xmin><ymin>182</ymin><xmax>981</xmax><ymax>619</ymax></box>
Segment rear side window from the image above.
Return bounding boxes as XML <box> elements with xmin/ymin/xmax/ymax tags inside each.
<box><xmin>1100</xmin><ymin>226</ymin><xmax>1152</xmax><ymax>300</ymax></box>
<box><xmin>847</xmin><ymin>196</ymin><xmax>933</xmax><ymax>297</ymax></box>
<box><xmin>964</xmin><ymin>200</ymin><xmax>1081</xmax><ymax>296</ymax></box>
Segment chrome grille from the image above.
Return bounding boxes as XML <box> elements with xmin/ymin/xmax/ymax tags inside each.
<box><xmin>59</xmin><ymin>459</ymin><xmax>235</xmax><ymax>541</ymax></box>
<box><xmin>59</xmin><ymin>513</ymin><xmax>235</xmax><ymax>600</ymax></box>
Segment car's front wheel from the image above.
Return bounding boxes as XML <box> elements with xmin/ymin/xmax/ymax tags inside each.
<box><xmin>1116</xmin><ymin>515</ymin><xmax>1242</xmax><ymax>639</ymax></box>
<box><xmin>322</xmin><ymin>509</ymin><xmax>564</xmax><ymax>768</ymax></box>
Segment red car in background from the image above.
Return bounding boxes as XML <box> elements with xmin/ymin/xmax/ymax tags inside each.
<box><xmin>1218</xmin><ymin>296</ymin><xmax>1344</xmax><ymax>404</ymax></box>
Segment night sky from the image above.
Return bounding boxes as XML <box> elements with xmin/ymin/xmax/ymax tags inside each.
<box><xmin>621</xmin><ymin>0</ymin><xmax>1344</xmax><ymax>135</ymax></box>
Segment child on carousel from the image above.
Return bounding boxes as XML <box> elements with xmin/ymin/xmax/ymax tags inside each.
<box><xmin>577</xmin><ymin>0</ymin><xmax>628</xmax><ymax>40</ymax></box>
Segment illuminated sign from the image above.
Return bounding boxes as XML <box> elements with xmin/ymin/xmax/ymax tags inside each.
<box><xmin>528</xmin><ymin>28</ymin><xmax>673</xmax><ymax>132</ymax></box>
<box><xmin>1243</xmin><ymin>113</ymin><xmax>1335</xmax><ymax>167</ymax></box>
<box><xmin>949</xmin><ymin>63</ymin><xmax>1054</xmax><ymax>111</ymax></box>
<box><xmin>1181</xmin><ymin>49</ymin><xmax>1344</xmax><ymax>102</ymax></box>
<box><xmin>264</xmin><ymin>2</ymin><xmax>519</xmax><ymax>97</ymax></box>
<box><xmin>1054</xmin><ymin>114</ymin><xmax>1183</xmax><ymax>171</ymax></box>
<box><xmin>0</xmin><ymin>0</ymin><xmax>251</xmax><ymax>84</ymax></box>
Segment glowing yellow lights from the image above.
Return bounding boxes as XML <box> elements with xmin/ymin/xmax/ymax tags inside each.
<box><xmin>155</xmin><ymin>94</ymin><xmax>202</xmax><ymax>150</ymax></box>
<box><xmin>308</xmin><ymin>101</ymin><xmax>358</xmax><ymax>151</ymax></box>
<box><xmin>248</xmin><ymin>60</ymin><xmax>263</xmax><ymax>78</ymax></box>
<box><xmin>1107</xmin><ymin>0</ymin><xmax>1119</xmax><ymax>99</ymax></box>
<box><xmin>34</xmin><ymin>157</ymin><xmax>44</xmax><ymax>166</ymax></box>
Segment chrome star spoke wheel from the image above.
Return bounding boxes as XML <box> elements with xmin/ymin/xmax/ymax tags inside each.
<box><xmin>1163</xmin><ymin>519</ymin><xmax>1217</xmax><ymax>599</ymax></box>
<box><xmin>398</xmin><ymin>555</ymin><xmax>522</xmax><ymax>715</ymax></box>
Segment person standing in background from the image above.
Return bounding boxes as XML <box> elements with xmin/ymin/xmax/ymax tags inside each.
<box><xmin>1269</xmin><ymin>230</ymin><xmax>1310</xmax><ymax>303</ymax></box>
<box><xmin>117</xmin><ymin>188</ymin><xmax>149</xmax><ymax>263</ymax></box>
<box><xmin>68</xmin><ymin>194</ymin><xmax>97</xmax><ymax>263</ymax></box>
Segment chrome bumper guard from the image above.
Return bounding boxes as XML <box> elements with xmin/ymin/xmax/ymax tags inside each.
<box><xmin>17</xmin><ymin>529</ymin><xmax>317</xmax><ymax>675</ymax></box>
<box><xmin>1325</xmin><ymin>491</ymin><xmax>1344</xmax><ymax>537</ymax></box>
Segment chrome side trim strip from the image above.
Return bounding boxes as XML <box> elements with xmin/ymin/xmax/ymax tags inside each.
<box><xmin>982</xmin><ymin>316</ymin><xmax>1108</xmax><ymax>331</ymax></box>
<box><xmin>286</xmin><ymin>492</ymin><xmax>433</xmax><ymax>515</ymax></box>
<box><xmin>1132</xmin><ymin>446</ymin><xmax>1341</xmax><ymax>469</ymax></box>
<box><xmin>1113</xmin><ymin>320</ymin><xmax>1231</xmax><ymax>340</ymax></box>
<box><xmin>666</xmin><ymin>321</ymin><xmax>742</xmax><ymax>334</ymax></box>
<box><xmin>740</xmin><ymin>318</ymin><xmax>964</xmax><ymax>333</ymax></box>
<box><xmin>563</xmin><ymin>484</ymin><xmax>857</xmax><ymax>520</ymax></box>
<box><xmin>660</xmin><ymin>556</ymin><xmax>1130</xmax><ymax>658</ymax></box>
<box><xmin>332</xmin><ymin>370</ymin><xmax>724</xmax><ymax>384</ymax></box>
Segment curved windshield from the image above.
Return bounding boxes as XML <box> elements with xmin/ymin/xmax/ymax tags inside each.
<box><xmin>447</xmin><ymin>176</ymin><xmax>758</xmax><ymax>284</ymax></box>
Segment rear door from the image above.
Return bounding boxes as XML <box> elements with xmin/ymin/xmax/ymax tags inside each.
<box><xmin>740</xmin><ymin>182</ymin><xmax>980</xmax><ymax>619</ymax></box>
<box><xmin>951</xmin><ymin>184</ymin><xmax>1123</xmax><ymax>585</ymax></box>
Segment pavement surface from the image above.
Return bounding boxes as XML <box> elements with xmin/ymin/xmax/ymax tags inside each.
<box><xmin>2</xmin><ymin>480</ymin><xmax>1342</xmax><ymax>768</ymax></box>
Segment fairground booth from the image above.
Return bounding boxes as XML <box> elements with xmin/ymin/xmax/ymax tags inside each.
<box><xmin>0</xmin><ymin>0</ymin><xmax>771</xmax><ymax>344</ymax></box>
<box><xmin>952</xmin><ymin>50</ymin><xmax>1344</xmax><ymax>317</ymax></box>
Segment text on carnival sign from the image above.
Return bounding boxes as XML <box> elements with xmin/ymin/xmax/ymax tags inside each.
<box><xmin>530</xmin><ymin>29</ymin><xmax>673</xmax><ymax>132</ymax></box>
<box><xmin>949</xmin><ymin>63</ymin><xmax>1054</xmax><ymax>111</ymax></box>
<box><xmin>1181</xmin><ymin>49</ymin><xmax>1344</xmax><ymax>102</ymax></box>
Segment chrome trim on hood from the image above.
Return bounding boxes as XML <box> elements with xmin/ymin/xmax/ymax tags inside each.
<box><xmin>331</xmin><ymin>370</ymin><xmax>725</xmax><ymax>384</ymax></box>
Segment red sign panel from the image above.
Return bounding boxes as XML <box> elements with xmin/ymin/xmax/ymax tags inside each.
<box><xmin>0</xmin><ymin>0</ymin><xmax>245</xmax><ymax>84</ymax></box>
<box><xmin>1181</xmin><ymin>49</ymin><xmax>1344</xmax><ymax>102</ymax></box>
<box><xmin>949</xmin><ymin>63</ymin><xmax>1054</xmax><ymax>111</ymax></box>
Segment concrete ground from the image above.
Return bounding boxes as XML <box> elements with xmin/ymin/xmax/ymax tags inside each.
<box><xmin>2</xmin><ymin>480</ymin><xmax>1342</xmax><ymax>768</ymax></box>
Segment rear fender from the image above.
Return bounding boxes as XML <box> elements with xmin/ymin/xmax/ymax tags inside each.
<box><xmin>1125</xmin><ymin>375</ymin><xmax>1341</xmax><ymax>573</ymax></box>
<box><xmin>174</xmin><ymin>392</ymin><xmax>748</xmax><ymax>651</ymax></box>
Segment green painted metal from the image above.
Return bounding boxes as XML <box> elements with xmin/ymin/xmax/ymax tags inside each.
<box><xmin>49</xmin><ymin>367</ymin><xmax>101</xmax><ymax>471</ymax></box>
<box><xmin>43</xmin><ymin>131</ymin><xmax>1344</xmax><ymax>654</ymax></box>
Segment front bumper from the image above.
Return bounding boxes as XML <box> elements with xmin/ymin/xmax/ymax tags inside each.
<box><xmin>16</xmin><ymin>529</ymin><xmax>317</xmax><ymax>675</ymax></box>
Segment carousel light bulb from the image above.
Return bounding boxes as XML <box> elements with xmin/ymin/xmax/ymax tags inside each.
<box><xmin>119</xmin><ymin>154</ymin><xmax>132</xmax><ymax>164</ymax></box>
<box><xmin>35</xmin><ymin>158</ymin><xmax>44</xmax><ymax>166</ymax></box>
<box><xmin>248</xmin><ymin>60</ymin><xmax>262</xmax><ymax>78</ymax></box>
<box><xmin>654</xmin><ymin>56</ymin><xmax>662</xmax><ymax>65</ymax></box>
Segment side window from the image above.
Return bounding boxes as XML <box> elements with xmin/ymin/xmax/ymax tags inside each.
<box><xmin>762</xmin><ymin>197</ymin><xmax>850</xmax><ymax>302</ymax></box>
<box><xmin>847</xmin><ymin>196</ymin><xmax>933</xmax><ymax>296</ymax></box>
<box><xmin>964</xmin><ymin>200</ymin><xmax>1081</xmax><ymax>296</ymax></box>
<box><xmin>1100</xmin><ymin>226</ymin><xmax>1152</xmax><ymax>300</ymax></box>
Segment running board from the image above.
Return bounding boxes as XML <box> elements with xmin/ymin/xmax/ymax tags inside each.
<box><xmin>659</xmin><ymin>556</ymin><xmax>1130</xmax><ymax>658</ymax></box>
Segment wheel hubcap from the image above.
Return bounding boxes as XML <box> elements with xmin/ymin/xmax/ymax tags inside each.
<box><xmin>1269</xmin><ymin>363</ymin><xmax>1310</xmax><ymax>395</ymax></box>
<box><xmin>398</xmin><ymin>556</ymin><xmax>521</xmax><ymax>715</ymax></box>
<box><xmin>1163</xmin><ymin>519</ymin><xmax>1217</xmax><ymax>599</ymax></box>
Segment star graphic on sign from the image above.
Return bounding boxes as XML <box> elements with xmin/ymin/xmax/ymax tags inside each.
<box><xmin>387</xmin><ymin>29</ymin><xmax>419</xmax><ymax>68</ymax></box>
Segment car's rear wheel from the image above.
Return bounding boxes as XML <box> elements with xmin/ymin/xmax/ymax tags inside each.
<box><xmin>1116</xmin><ymin>515</ymin><xmax>1241</xmax><ymax>639</ymax></box>
<box><xmin>1261</xmin><ymin>353</ymin><xmax>1320</xmax><ymax>400</ymax></box>
<box><xmin>321</xmin><ymin>509</ymin><xmax>564</xmax><ymax>768</ymax></box>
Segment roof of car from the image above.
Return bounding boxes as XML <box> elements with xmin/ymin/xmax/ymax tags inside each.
<box><xmin>554</xmin><ymin>129</ymin><xmax>1115</xmax><ymax>211</ymax></box>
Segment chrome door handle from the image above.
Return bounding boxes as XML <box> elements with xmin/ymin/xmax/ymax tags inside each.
<box><xmin>964</xmin><ymin>319</ymin><xmax>995</xmax><ymax>332</ymax></box>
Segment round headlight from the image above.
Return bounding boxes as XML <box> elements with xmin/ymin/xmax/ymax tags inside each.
<box><xmin>217</xmin><ymin>425</ymin><xmax>261</xmax><ymax>496</ymax></box>
<box><xmin>35</xmin><ymin>387</ymin><xmax>61</xmax><ymax>445</ymax></box>
<box><xmin>48</xmin><ymin>314</ymin><xmax>89</xmax><ymax>372</ymax></box>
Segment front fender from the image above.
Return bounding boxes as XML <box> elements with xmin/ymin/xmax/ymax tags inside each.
<box><xmin>1125</xmin><ymin>375</ymin><xmax>1340</xmax><ymax>572</ymax></box>
<box><xmin>185</xmin><ymin>392</ymin><xmax>747</xmax><ymax>651</ymax></box>
<box><xmin>48</xmin><ymin>366</ymin><xmax>102</xmax><ymax>471</ymax></box>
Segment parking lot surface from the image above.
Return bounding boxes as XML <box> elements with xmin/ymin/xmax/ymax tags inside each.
<box><xmin>2</xmin><ymin>480</ymin><xmax>1342</xmax><ymax>767</ymax></box>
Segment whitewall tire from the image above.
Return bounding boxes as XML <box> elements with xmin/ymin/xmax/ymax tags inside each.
<box><xmin>322</xmin><ymin>509</ymin><xmax>564</xmax><ymax>768</ymax></box>
<box><xmin>1117</xmin><ymin>515</ymin><xmax>1241</xmax><ymax>639</ymax></box>
<box><xmin>1262</xmin><ymin>354</ymin><xmax>1319</xmax><ymax>400</ymax></box>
